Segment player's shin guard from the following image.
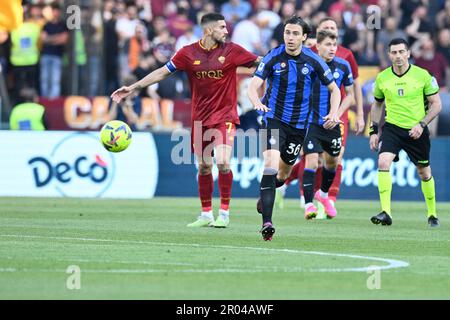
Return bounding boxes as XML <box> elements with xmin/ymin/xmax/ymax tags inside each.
<box><xmin>260</xmin><ymin>169</ymin><xmax>277</xmax><ymax>224</ymax></box>
<box><xmin>303</xmin><ymin>169</ymin><xmax>316</xmax><ymax>204</ymax></box>
<box><xmin>198</xmin><ymin>173</ymin><xmax>213</xmax><ymax>212</ymax></box>
<box><xmin>378</xmin><ymin>170</ymin><xmax>392</xmax><ymax>215</ymax></box>
<box><xmin>218</xmin><ymin>170</ymin><xmax>233</xmax><ymax>211</ymax></box>
<box><xmin>328</xmin><ymin>164</ymin><xmax>342</xmax><ymax>201</ymax></box>
<box><xmin>421</xmin><ymin>176</ymin><xmax>437</xmax><ymax>217</ymax></box>
<box><xmin>321</xmin><ymin>167</ymin><xmax>336</xmax><ymax>194</ymax></box>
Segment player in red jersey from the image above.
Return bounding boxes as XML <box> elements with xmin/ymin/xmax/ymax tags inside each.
<box><xmin>279</xmin><ymin>17</ymin><xmax>365</xmax><ymax>216</ymax></box>
<box><xmin>111</xmin><ymin>13</ymin><xmax>259</xmax><ymax>228</ymax></box>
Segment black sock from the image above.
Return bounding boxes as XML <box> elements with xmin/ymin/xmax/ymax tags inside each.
<box><xmin>302</xmin><ymin>169</ymin><xmax>316</xmax><ymax>204</ymax></box>
<box><xmin>321</xmin><ymin>167</ymin><xmax>336</xmax><ymax>193</ymax></box>
<box><xmin>275</xmin><ymin>178</ymin><xmax>285</xmax><ymax>188</ymax></box>
<box><xmin>260</xmin><ymin>174</ymin><xmax>276</xmax><ymax>224</ymax></box>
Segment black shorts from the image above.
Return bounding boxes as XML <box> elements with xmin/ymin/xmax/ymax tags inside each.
<box><xmin>379</xmin><ymin>122</ymin><xmax>431</xmax><ymax>167</ymax></box>
<box><xmin>262</xmin><ymin>118</ymin><xmax>306</xmax><ymax>165</ymax></box>
<box><xmin>303</xmin><ymin>123</ymin><xmax>342</xmax><ymax>156</ymax></box>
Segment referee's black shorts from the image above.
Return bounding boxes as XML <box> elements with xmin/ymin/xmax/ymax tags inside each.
<box><xmin>379</xmin><ymin>122</ymin><xmax>431</xmax><ymax>167</ymax></box>
<box><xmin>261</xmin><ymin>118</ymin><xmax>306</xmax><ymax>165</ymax></box>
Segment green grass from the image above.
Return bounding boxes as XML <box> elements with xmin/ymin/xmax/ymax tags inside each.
<box><xmin>0</xmin><ymin>197</ymin><xmax>449</xmax><ymax>299</ymax></box>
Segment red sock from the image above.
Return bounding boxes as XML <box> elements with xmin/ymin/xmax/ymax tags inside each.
<box><xmin>198</xmin><ymin>173</ymin><xmax>213</xmax><ymax>212</ymax></box>
<box><xmin>218</xmin><ymin>171</ymin><xmax>233</xmax><ymax>210</ymax></box>
<box><xmin>285</xmin><ymin>161</ymin><xmax>300</xmax><ymax>185</ymax></box>
<box><xmin>297</xmin><ymin>157</ymin><xmax>305</xmax><ymax>196</ymax></box>
<box><xmin>328</xmin><ymin>164</ymin><xmax>342</xmax><ymax>201</ymax></box>
<box><xmin>314</xmin><ymin>166</ymin><xmax>323</xmax><ymax>193</ymax></box>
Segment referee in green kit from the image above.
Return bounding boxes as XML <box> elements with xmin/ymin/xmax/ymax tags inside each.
<box><xmin>369</xmin><ymin>38</ymin><xmax>442</xmax><ymax>227</ymax></box>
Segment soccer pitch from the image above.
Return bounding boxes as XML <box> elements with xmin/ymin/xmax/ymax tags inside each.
<box><xmin>0</xmin><ymin>197</ymin><xmax>449</xmax><ymax>300</ymax></box>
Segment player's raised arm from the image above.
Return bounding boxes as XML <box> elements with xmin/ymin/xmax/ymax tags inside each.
<box><xmin>111</xmin><ymin>66</ymin><xmax>172</xmax><ymax>103</ymax></box>
<box><xmin>247</xmin><ymin>76</ymin><xmax>270</xmax><ymax>112</ymax></box>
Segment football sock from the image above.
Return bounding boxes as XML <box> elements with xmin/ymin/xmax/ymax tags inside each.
<box><xmin>284</xmin><ymin>160</ymin><xmax>301</xmax><ymax>185</ymax></box>
<box><xmin>296</xmin><ymin>158</ymin><xmax>306</xmax><ymax>196</ymax></box>
<box><xmin>378</xmin><ymin>170</ymin><xmax>392</xmax><ymax>215</ymax></box>
<box><xmin>260</xmin><ymin>168</ymin><xmax>277</xmax><ymax>224</ymax></box>
<box><xmin>328</xmin><ymin>164</ymin><xmax>342</xmax><ymax>201</ymax></box>
<box><xmin>321</xmin><ymin>166</ymin><xmax>336</xmax><ymax>194</ymax></box>
<box><xmin>218</xmin><ymin>170</ymin><xmax>233</xmax><ymax>211</ymax></box>
<box><xmin>198</xmin><ymin>173</ymin><xmax>213</xmax><ymax>212</ymax></box>
<box><xmin>303</xmin><ymin>168</ymin><xmax>316</xmax><ymax>204</ymax></box>
<box><xmin>421</xmin><ymin>177</ymin><xmax>437</xmax><ymax>217</ymax></box>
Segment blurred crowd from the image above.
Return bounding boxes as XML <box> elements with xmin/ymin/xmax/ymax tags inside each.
<box><xmin>1</xmin><ymin>0</ymin><xmax>450</xmax><ymax>129</ymax></box>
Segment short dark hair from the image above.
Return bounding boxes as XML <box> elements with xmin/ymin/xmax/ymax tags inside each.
<box><xmin>388</xmin><ymin>38</ymin><xmax>409</xmax><ymax>51</ymax></box>
<box><xmin>317</xmin><ymin>17</ymin><xmax>337</xmax><ymax>28</ymax></box>
<box><xmin>200</xmin><ymin>13</ymin><xmax>225</xmax><ymax>26</ymax></box>
<box><xmin>284</xmin><ymin>16</ymin><xmax>311</xmax><ymax>36</ymax></box>
<box><xmin>316</xmin><ymin>30</ymin><xmax>337</xmax><ymax>43</ymax></box>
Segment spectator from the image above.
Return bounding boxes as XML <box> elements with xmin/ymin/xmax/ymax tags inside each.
<box><xmin>115</xmin><ymin>4</ymin><xmax>141</xmax><ymax>84</ymax></box>
<box><xmin>188</xmin><ymin>0</ymin><xmax>205</xmax><ymax>25</ymax></box>
<box><xmin>377</xmin><ymin>16</ymin><xmax>407</xmax><ymax>69</ymax></box>
<box><xmin>342</xmin><ymin>13</ymin><xmax>366</xmax><ymax>64</ymax></box>
<box><xmin>103</xmin><ymin>6</ymin><xmax>119</xmax><ymax>95</ymax></box>
<box><xmin>128</xmin><ymin>23</ymin><xmax>152</xmax><ymax>71</ymax></box>
<box><xmin>221</xmin><ymin>0</ymin><xmax>252</xmax><ymax>25</ymax></box>
<box><xmin>399</xmin><ymin>0</ymin><xmax>425</xmax><ymax>29</ymax></box>
<box><xmin>254</xmin><ymin>0</ymin><xmax>281</xmax><ymax>50</ymax></box>
<box><xmin>271</xmin><ymin>1</ymin><xmax>296</xmax><ymax>48</ymax></box>
<box><xmin>328</xmin><ymin>0</ymin><xmax>361</xmax><ymax>27</ymax></box>
<box><xmin>436</xmin><ymin>0</ymin><xmax>450</xmax><ymax>30</ymax></box>
<box><xmin>405</xmin><ymin>5</ymin><xmax>433</xmax><ymax>45</ymax></box>
<box><xmin>437</xmin><ymin>28</ymin><xmax>450</xmax><ymax>63</ymax></box>
<box><xmin>231</xmin><ymin>12</ymin><xmax>265</xmax><ymax>55</ymax></box>
<box><xmin>9</xmin><ymin>88</ymin><xmax>46</xmax><ymax>130</ymax></box>
<box><xmin>167</xmin><ymin>6</ymin><xmax>194</xmax><ymax>39</ymax></box>
<box><xmin>175</xmin><ymin>26</ymin><xmax>200</xmax><ymax>51</ymax></box>
<box><xmin>413</xmin><ymin>37</ymin><xmax>449</xmax><ymax>92</ymax></box>
<box><xmin>10</xmin><ymin>8</ymin><xmax>41</xmax><ymax>100</ymax></box>
<box><xmin>40</xmin><ymin>3</ymin><xmax>69</xmax><ymax>98</ymax></box>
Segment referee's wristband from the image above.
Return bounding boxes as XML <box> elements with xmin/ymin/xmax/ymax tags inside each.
<box><xmin>369</xmin><ymin>125</ymin><xmax>378</xmax><ymax>136</ymax></box>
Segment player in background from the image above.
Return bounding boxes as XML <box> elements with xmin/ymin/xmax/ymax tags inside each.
<box><xmin>302</xmin><ymin>30</ymin><xmax>355</xmax><ymax>219</ymax></box>
<box><xmin>111</xmin><ymin>13</ymin><xmax>260</xmax><ymax>228</ymax></box>
<box><xmin>369</xmin><ymin>38</ymin><xmax>441</xmax><ymax>227</ymax></box>
<box><xmin>278</xmin><ymin>17</ymin><xmax>365</xmax><ymax>215</ymax></box>
<box><xmin>248</xmin><ymin>16</ymin><xmax>341</xmax><ymax>240</ymax></box>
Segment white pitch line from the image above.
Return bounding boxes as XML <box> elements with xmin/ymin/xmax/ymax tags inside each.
<box><xmin>0</xmin><ymin>234</ymin><xmax>409</xmax><ymax>273</ymax></box>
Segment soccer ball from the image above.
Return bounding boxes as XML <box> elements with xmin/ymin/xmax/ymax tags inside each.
<box><xmin>100</xmin><ymin>120</ymin><xmax>132</xmax><ymax>153</ymax></box>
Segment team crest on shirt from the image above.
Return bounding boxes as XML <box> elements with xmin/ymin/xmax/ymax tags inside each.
<box><xmin>218</xmin><ymin>56</ymin><xmax>225</xmax><ymax>64</ymax></box>
<box><xmin>398</xmin><ymin>89</ymin><xmax>404</xmax><ymax>96</ymax></box>
<box><xmin>333</xmin><ymin>71</ymin><xmax>340</xmax><ymax>79</ymax></box>
<box><xmin>281</xmin><ymin>62</ymin><xmax>286</xmax><ymax>68</ymax></box>
<box><xmin>301</xmin><ymin>66</ymin><xmax>309</xmax><ymax>75</ymax></box>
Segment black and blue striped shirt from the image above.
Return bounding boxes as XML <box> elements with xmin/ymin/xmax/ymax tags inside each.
<box><xmin>308</xmin><ymin>57</ymin><xmax>353</xmax><ymax>126</ymax></box>
<box><xmin>254</xmin><ymin>45</ymin><xmax>335</xmax><ymax>129</ymax></box>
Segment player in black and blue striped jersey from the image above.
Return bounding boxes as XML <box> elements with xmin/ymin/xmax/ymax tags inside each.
<box><xmin>302</xmin><ymin>30</ymin><xmax>355</xmax><ymax>220</ymax></box>
<box><xmin>247</xmin><ymin>16</ymin><xmax>341</xmax><ymax>241</ymax></box>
